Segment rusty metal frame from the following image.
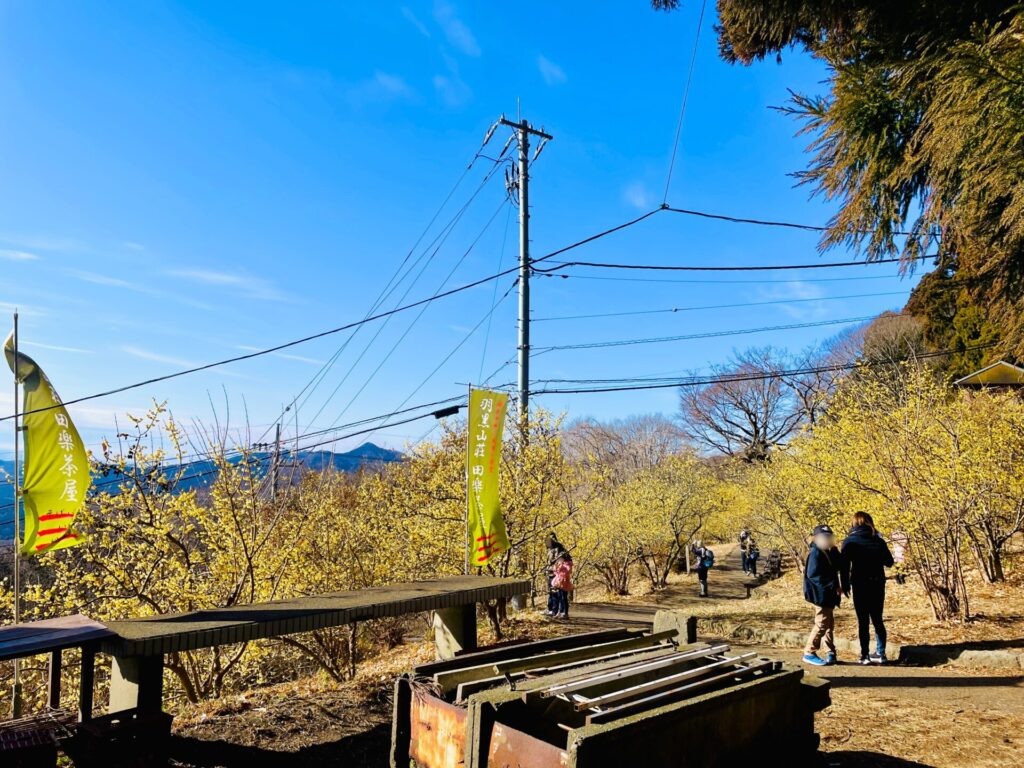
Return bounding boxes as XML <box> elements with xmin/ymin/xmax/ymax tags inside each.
<box><xmin>487</xmin><ymin>721</ymin><xmax>569</xmax><ymax>768</ymax></box>
<box><xmin>570</xmin><ymin>652</ymin><xmax>759</xmax><ymax>711</ymax></box>
<box><xmin>408</xmin><ymin>692</ymin><xmax>468</xmax><ymax>767</ymax></box>
<box><xmin>584</xmin><ymin>659</ymin><xmax>778</xmax><ymax>724</ymax></box>
<box><xmin>539</xmin><ymin>644</ymin><xmax>731</xmax><ymax>698</ymax></box>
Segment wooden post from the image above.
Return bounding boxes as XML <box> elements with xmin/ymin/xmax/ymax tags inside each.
<box><xmin>349</xmin><ymin>622</ymin><xmax>358</xmax><ymax>680</ymax></box>
<box><xmin>47</xmin><ymin>649</ymin><xmax>62</xmax><ymax>710</ymax></box>
<box><xmin>79</xmin><ymin>646</ymin><xmax>96</xmax><ymax>722</ymax></box>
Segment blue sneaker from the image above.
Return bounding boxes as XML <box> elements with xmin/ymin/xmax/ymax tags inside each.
<box><xmin>824</xmin><ymin>653</ymin><xmax>837</xmax><ymax>666</ymax></box>
<box><xmin>802</xmin><ymin>653</ymin><xmax>828</xmax><ymax>667</ymax></box>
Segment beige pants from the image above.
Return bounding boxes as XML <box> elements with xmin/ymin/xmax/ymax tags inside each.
<box><xmin>804</xmin><ymin>605</ymin><xmax>836</xmax><ymax>656</ymax></box>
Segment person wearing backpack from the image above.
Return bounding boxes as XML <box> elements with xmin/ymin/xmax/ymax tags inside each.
<box><xmin>693</xmin><ymin>542</ymin><xmax>715</xmax><ymax>597</ymax></box>
<box><xmin>746</xmin><ymin>540</ymin><xmax>761</xmax><ymax>578</ymax></box>
<box><xmin>802</xmin><ymin>525</ymin><xmax>845</xmax><ymax>667</ymax></box>
<box><xmin>551</xmin><ymin>550</ymin><xmax>574</xmax><ymax>619</ymax></box>
<box><xmin>841</xmin><ymin>512</ymin><xmax>895</xmax><ymax>664</ymax></box>
<box><xmin>544</xmin><ymin>532</ymin><xmax>566</xmax><ymax>617</ymax></box>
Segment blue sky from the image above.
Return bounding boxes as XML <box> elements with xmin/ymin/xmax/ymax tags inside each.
<box><xmin>0</xmin><ymin>1</ymin><xmax>921</xmax><ymax>456</ymax></box>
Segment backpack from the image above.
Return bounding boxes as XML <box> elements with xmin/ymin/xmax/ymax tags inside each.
<box><xmin>700</xmin><ymin>549</ymin><xmax>715</xmax><ymax>569</ymax></box>
<box><xmin>552</xmin><ymin>557</ymin><xmax>574</xmax><ymax>592</ymax></box>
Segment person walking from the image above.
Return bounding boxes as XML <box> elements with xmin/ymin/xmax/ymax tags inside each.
<box><xmin>746</xmin><ymin>540</ymin><xmax>760</xmax><ymax>578</ymax></box>
<box><xmin>802</xmin><ymin>525</ymin><xmax>844</xmax><ymax>667</ymax></box>
<box><xmin>738</xmin><ymin>529</ymin><xmax>751</xmax><ymax>573</ymax></box>
<box><xmin>551</xmin><ymin>550</ymin><xmax>574</xmax><ymax>619</ymax></box>
<box><xmin>693</xmin><ymin>542</ymin><xmax>715</xmax><ymax>597</ymax></box>
<box><xmin>544</xmin><ymin>532</ymin><xmax>565</xmax><ymax>617</ymax></box>
<box><xmin>841</xmin><ymin>512</ymin><xmax>895</xmax><ymax>664</ymax></box>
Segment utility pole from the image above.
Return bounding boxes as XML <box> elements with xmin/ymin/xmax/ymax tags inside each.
<box><xmin>498</xmin><ymin>116</ymin><xmax>552</xmax><ymax>431</ymax></box>
<box><xmin>271</xmin><ymin>421</ymin><xmax>281</xmax><ymax>502</ymax></box>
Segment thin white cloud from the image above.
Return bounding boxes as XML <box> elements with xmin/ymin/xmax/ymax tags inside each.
<box><xmin>623</xmin><ymin>181</ymin><xmax>652</xmax><ymax>210</ymax></box>
<box><xmin>66</xmin><ymin>270</ymin><xmax>217</xmax><ymax>312</ymax></box>
<box><xmin>350</xmin><ymin>71</ymin><xmax>416</xmax><ymax>104</ymax></box>
<box><xmin>433</xmin><ymin>1</ymin><xmax>480</xmax><ymax>57</ymax></box>
<box><xmin>0</xmin><ymin>249</ymin><xmax>38</xmax><ymax>261</ymax></box>
<box><xmin>22</xmin><ymin>340</ymin><xmax>93</xmax><ymax>355</ymax></box>
<box><xmin>70</xmin><ymin>270</ymin><xmax>138</xmax><ymax>289</ymax></box>
<box><xmin>537</xmin><ymin>54</ymin><xmax>566</xmax><ymax>85</ymax></box>
<box><xmin>0</xmin><ymin>234</ymin><xmax>86</xmax><ymax>253</ymax></box>
<box><xmin>167</xmin><ymin>268</ymin><xmax>292</xmax><ymax>302</ymax></box>
<box><xmin>0</xmin><ymin>301</ymin><xmax>45</xmax><ymax>317</ymax></box>
<box><xmin>433</xmin><ymin>74</ymin><xmax>472</xmax><ymax>107</ymax></box>
<box><xmin>235</xmin><ymin>345</ymin><xmax>325</xmax><ymax>366</ymax></box>
<box><xmin>121</xmin><ymin>344</ymin><xmax>252</xmax><ymax>380</ymax></box>
<box><xmin>401</xmin><ymin>5</ymin><xmax>431</xmax><ymax>37</ymax></box>
<box><xmin>122</xmin><ymin>345</ymin><xmax>197</xmax><ymax>368</ymax></box>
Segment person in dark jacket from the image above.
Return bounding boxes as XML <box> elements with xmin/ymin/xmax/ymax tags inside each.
<box><xmin>841</xmin><ymin>512</ymin><xmax>895</xmax><ymax>664</ymax></box>
<box><xmin>693</xmin><ymin>542</ymin><xmax>714</xmax><ymax>597</ymax></box>
<box><xmin>802</xmin><ymin>525</ymin><xmax>844</xmax><ymax>666</ymax></box>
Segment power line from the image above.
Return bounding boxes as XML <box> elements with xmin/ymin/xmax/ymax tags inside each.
<box><xmin>321</xmin><ymin>282</ymin><xmax>518</xmax><ymax>452</ymax></box>
<box><xmin>662</xmin><ymin>205</ymin><xmax>922</xmax><ymax>236</ymax></box>
<box><xmin>662</xmin><ymin>0</ymin><xmax>707</xmax><ymax>204</ymax></box>
<box><xmin>315</xmin><ymin>197</ymin><xmax>510</xmax><ymax>434</ymax></box>
<box><xmin>532</xmin><ymin>315</ymin><xmax>893</xmax><ymax>353</ymax></box>
<box><xmin>532</xmin><ymin>290</ymin><xmax>911</xmax><ymax>322</ymax></box>
<box><xmin>546</xmin><ymin>272</ymin><xmax>907</xmax><ymax>285</ymax></box>
<box><xmin>535</xmin><ymin>254</ymin><xmax>932</xmax><ymax>274</ymax></box>
<box><xmin>251</xmin><ymin>137</ymin><xmax>505</xmax><ymax>448</ymax></box>
<box><xmin>293</xmin><ymin>152</ymin><xmax>512</xmax><ymax>433</ymax></box>
<box><xmin>0</xmin><ymin>202</ymin><xmax>930</xmax><ymax>423</ymax></box>
<box><xmin>0</xmin><ymin>394</ymin><xmax>471</xmax><ymax>517</ymax></box>
<box><xmin>479</xmin><ymin>205</ymin><xmax>514</xmax><ymax>382</ymax></box>
<box><xmin>532</xmin><ymin>342</ymin><xmax>997</xmax><ymax>395</ymax></box>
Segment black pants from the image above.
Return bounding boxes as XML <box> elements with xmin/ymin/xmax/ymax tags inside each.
<box><xmin>696</xmin><ymin>566</ymin><xmax>709</xmax><ymax>595</ymax></box>
<box><xmin>852</xmin><ymin>580</ymin><xmax>887</xmax><ymax>657</ymax></box>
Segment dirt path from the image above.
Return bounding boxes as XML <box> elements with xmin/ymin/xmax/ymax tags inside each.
<box><xmin>568</xmin><ymin>542</ymin><xmax>748</xmax><ymax>629</ymax></box>
<box><xmin>565</xmin><ymin>543</ymin><xmax>1024</xmax><ymax>767</ymax></box>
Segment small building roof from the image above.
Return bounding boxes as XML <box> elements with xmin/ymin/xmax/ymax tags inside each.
<box><xmin>954</xmin><ymin>360</ymin><xmax>1024</xmax><ymax>388</ymax></box>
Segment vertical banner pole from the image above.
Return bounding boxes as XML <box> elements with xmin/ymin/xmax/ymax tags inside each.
<box><xmin>465</xmin><ymin>384</ymin><xmax>472</xmax><ymax>575</ymax></box>
<box><xmin>11</xmin><ymin>311</ymin><xmax>22</xmax><ymax>718</ymax></box>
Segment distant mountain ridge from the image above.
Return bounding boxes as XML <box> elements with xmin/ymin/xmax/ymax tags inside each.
<box><xmin>0</xmin><ymin>442</ymin><xmax>403</xmax><ymax>540</ymax></box>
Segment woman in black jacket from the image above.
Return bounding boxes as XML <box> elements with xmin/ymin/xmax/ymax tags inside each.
<box><xmin>841</xmin><ymin>512</ymin><xmax>895</xmax><ymax>665</ymax></box>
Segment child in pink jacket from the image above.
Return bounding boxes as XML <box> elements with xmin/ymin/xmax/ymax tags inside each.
<box><xmin>551</xmin><ymin>552</ymin><xmax>574</xmax><ymax>620</ymax></box>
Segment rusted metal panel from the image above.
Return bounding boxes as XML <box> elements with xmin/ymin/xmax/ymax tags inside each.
<box><xmin>487</xmin><ymin>722</ymin><xmax>568</xmax><ymax>768</ymax></box>
<box><xmin>409</xmin><ymin>693</ymin><xmax>467</xmax><ymax>768</ymax></box>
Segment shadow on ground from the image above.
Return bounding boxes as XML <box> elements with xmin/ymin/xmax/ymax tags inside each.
<box><xmin>829</xmin><ymin>674</ymin><xmax>1023</xmax><ymax>689</ymax></box>
<box><xmin>821</xmin><ymin>752</ymin><xmax>935</xmax><ymax>767</ymax></box>
<box><xmin>167</xmin><ymin>724</ymin><xmax>391</xmax><ymax>767</ymax></box>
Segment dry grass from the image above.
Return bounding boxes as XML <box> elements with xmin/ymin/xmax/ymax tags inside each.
<box><xmin>820</xmin><ymin>684</ymin><xmax>1024</xmax><ymax>767</ymax></box>
<box><xmin>683</xmin><ymin>551</ymin><xmax>1024</xmax><ymax>650</ymax></box>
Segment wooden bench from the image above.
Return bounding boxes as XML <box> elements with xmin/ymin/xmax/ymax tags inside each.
<box><xmin>99</xmin><ymin>575</ymin><xmax>530</xmax><ymax>714</ymax></box>
<box><xmin>0</xmin><ymin>614</ymin><xmax>115</xmax><ymax>722</ymax></box>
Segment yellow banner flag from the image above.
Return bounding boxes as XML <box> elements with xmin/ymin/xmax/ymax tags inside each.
<box><xmin>4</xmin><ymin>332</ymin><xmax>91</xmax><ymax>555</ymax></box>
<box><xmin>466</xmin><ymin>389</ymin><xmax>510</xmax><ymax>567</ymax></box>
